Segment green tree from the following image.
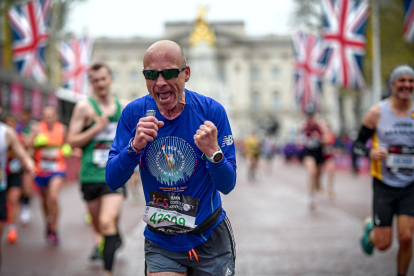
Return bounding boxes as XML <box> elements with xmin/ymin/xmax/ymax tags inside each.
<box><xmin>291</xmin><ymin>0</ymin><xmax>322</xmax><ymax>33</ymax></box>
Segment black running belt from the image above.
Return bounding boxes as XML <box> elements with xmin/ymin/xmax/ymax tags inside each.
<box><xmin>147</xmin><ymin>205</ymin><xmax>222</xmax><ymax>236</ymax></box>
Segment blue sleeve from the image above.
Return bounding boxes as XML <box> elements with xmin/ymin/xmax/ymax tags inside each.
<box><xmin>105</xmin><ymin>104</ymin><xmax>141</xmax><ymax>190</ymax></box>
<box><xmin>205</xmin><ymin>103</ymin><xmax>237</xmax><ymax>195</ymax></box>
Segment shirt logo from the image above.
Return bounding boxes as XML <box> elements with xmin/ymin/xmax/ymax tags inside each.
<box><xmin>146</xmin><ymin>136</ymin><xmax>197</xmax><ymax>186</ymax></box>
<box><xmin>221</xmin><ymin>135</ymin><xmax>234</xmax><ymax>147</ymax></box>
<box><xmin>225</xmin><ymin>268</ymin><xmax>233</xmax><ymax>276</ymax></box>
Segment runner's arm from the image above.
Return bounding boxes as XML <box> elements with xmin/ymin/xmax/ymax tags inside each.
<box><xmin>106</xmin><ymin>105</ymin><xmax>140</xmax><ymax>190</ymax></box>
<box><xmin>352</xmin><ymin>104</ymin><xmax>380</xmax><ymax>157</ymax></box>
<box><xmin>67</xmin><ymin>101</ymin><xmax>105</xmax><ymax>148</ymax></box>
<box><xmin>7</xmin><ymin>127</ymin><xmax>34</xmax><ymax>175</ymax></box>
<box><xmin>205</xmin><ymin>104</ymin><xmax>237</xmax><ymax>195</ymax></box>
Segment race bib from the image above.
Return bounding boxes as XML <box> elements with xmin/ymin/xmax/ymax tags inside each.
<box><xmin>386</xmin><ymin>145</ymin><xmax>414</xmax><ymax>174</ymax></box>
<box><xmin>41</xmin><ymin>148</ymin><xmax>59</xmax><ymax>159</ymax></box>
<box><xmin>94</xmin><ymin>123</ymin><xmax>117</xmax><ymax>141</ymax></box>
<box><xmin>92</xmin><ymin>142</ymin><xmax>112</xmax><ymax>168</ymax></box>
<box><xmin>306</xmin><ymin>138</ymin><xmax>321</xmax><ymax>149</ymax></box>
<box><xmin>39</xmin><ymin>160</ymin><xmax>57</xmax><ymax>171</ymax></box>
<box><xmin>143</xmin><ymin>191</ymin><xmax>200</xmax><ymax>235</ymax></box>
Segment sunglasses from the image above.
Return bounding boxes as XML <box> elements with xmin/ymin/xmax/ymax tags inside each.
<box><xmin>142</xmin><ymin>65</ymin><xmax>187</xmax><ymax>81</ymax></box>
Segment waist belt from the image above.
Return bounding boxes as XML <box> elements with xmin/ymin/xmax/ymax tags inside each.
<box><xmin>148</xmin><ymin>205</ymin><xmax>222</xmax><ymax>236</ymax></box>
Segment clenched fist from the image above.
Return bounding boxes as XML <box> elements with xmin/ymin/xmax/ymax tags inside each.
<box><xmin>194</xmin><ymin>121</ymin><xmax>219</xmax><ymax>157</ymax></box>
<box><xmin>133</xmin><ymin>117</ymin><xmax>164</xmax><ymax>150</ymax></box>
<box><xmin>370</xmin><ymin>147</ymin><xmax>388</xmax><ymax>161</ymax></box>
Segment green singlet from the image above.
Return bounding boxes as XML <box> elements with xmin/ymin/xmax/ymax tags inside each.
<box><xmin>80</xmin><ymin>97</ymin><xmax>122</xmax><ymax>184</ymax></box>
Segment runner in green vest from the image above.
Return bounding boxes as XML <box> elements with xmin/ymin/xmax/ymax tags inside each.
<box><xmin>67</xmin><ymin>63</ymin><xmax>127</xmax><ymax>276</ymax></box>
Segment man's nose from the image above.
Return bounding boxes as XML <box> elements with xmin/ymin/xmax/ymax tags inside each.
<box><xmin>403</xmin><ymin>80</ymin><xmax>413</xmax><ymax>87</ymax></box>
<box><xmin>155</xmin><ymin>73</ymin><xmax>167</xmax><ymax>86</ymax></box>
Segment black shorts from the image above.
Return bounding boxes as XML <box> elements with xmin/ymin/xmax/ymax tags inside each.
<box><xmin>7</xmin><ymin>171</ymin><xmax>23</xmax><ymax>189</ymax></box>
<box><xmin>373</xmin><ymin>178</ymin><xmax>414</xmax><ymax>227</ymax></box>
<box><xmin>303</xmin><ymin>148</ymin><xmax>324</xmax><ymax>165</ymax></box>
<box><xmin>0</xmin><ymin>190</ymin><xmax>6</xmax><ymax>221</ymax></box>
<box><xmin>145</xmin><ymin>216</ymin><xmax>236</xmax><ymax>276</ymax></box>
<box><xmin>81</xmin><ymin>182</ymin><xmax>126</xmax><ymax>202</ymax></box>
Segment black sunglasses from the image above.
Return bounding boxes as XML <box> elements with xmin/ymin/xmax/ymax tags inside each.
<box><xmin>142</xmin><ymin>65</ymin><xmax>187</xmax><ymax>81</ymax></box>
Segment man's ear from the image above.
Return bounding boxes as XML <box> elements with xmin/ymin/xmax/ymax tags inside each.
<box><xmin>184</xmin><ymin>66</ymin><xmax>191</xmax><ymax>82</ymax></box>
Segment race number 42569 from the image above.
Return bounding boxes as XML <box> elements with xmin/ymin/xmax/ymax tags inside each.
<box><xmin>150</xmin><ymin>212</ymin><xmax>186</xmax><ymax>227</ymax></box>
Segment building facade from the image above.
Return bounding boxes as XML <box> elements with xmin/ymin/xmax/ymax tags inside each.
<box><xmin>92</xmin><ymin>16</ymin><xmax>340</xmax><ymax>143</ymax></box>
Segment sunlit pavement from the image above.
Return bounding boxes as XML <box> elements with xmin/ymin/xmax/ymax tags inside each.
<box><xmin>3</xmin><ymin>156</ymin><xmax>411</xmax><ymax>276</ymax></box>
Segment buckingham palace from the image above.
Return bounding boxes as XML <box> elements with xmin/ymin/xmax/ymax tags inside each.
<box><xmin>92</xmin><ymin>10</ymin><xmax>342</xmax><ymax>143</ymax></box>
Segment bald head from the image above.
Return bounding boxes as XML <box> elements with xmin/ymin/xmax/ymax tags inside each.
<box><xmin>143</xmin><ymin>40</ymin><xmax>186</xmax><ymax>69</ymax></box>
<box><xmin>43</xmin><ymin>106</ymin><xmax>58</xmax><ymax>125</ymax></box>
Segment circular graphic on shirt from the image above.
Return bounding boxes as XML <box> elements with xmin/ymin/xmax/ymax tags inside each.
<box><xmin>146</xmin><ymin>136</ymin><xmax>197</xmax><ymax>186</ymax></box>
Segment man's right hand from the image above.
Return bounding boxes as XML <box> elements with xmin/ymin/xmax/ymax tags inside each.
<box><xmin>94</xmin><ymin>115</ymin><xmax>109</xmax><ymax>132</ymax></box>
<box><xmin>369</xmin><ymin>147</ymin><xmax>388</xmax><ymax>161</ymax></box>
<box><xmin>133</xmin><ymin>117</ymin><xmax>164</xmax><ymax>150</ymax></box>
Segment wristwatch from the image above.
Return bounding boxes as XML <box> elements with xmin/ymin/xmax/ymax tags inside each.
<box><xmin>206</xmin><ymin>147</ymin><xmax>223</xmax><ymax>163</ymax></box>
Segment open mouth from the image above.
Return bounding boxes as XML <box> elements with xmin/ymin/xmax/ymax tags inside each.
<box><xmin>157</xmin><ymin>92</ymin><xmax>172</xmax><ymax>102</ymax></box>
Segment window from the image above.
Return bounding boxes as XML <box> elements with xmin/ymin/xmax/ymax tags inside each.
<box><xmin>251</xmin><ymin>92</ymin><xmax>261</xmax><ymax>108</ymax></box>
<box><xmin>129</xmin><ymin>70</ymin><xmax>138</xmax><ymax>83</ymax></box>
<box><xmin>251</xmin><ymin>67</ymin><xmax>260</xmax><ymax>81</ymax></box>
<box><xmin>272</xmin><ymin>91</ymin><xmax>281</xmax><ymax>109</ymax></box>
<box><xmin>272</xmin><ymin>67</ymin><xmax>280</xmax><ymax>80</ymax></box>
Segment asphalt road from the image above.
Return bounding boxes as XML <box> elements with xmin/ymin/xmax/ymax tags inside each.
<box><xmin>3</xmin><ymin>156</ymin><xmax>411</xmax><ymax>276</ymax></box>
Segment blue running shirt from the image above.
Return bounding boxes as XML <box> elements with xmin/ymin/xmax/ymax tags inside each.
<box><xmin>106</xmin><ymin>89</ymin><xmax>237</xmax><ymax>251</ymax></box>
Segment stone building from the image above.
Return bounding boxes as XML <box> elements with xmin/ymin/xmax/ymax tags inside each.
<box><xmin>92</xmin><ymin>10</ymin><xmax>340</xmax><ymax>143</ymax></box>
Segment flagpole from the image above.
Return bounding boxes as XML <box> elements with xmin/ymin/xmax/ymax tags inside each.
<box><xmin>371</xmin><ymin>0</ymin><xmax>382</xmax><ymax>104</ymax></box>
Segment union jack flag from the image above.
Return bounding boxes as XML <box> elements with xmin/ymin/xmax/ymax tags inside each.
<box><xmin>322</xmin><ymin>0</ymin><xmax>369</xmax><ymax>91</ymax></box>
<box><xmin>292</xmin><ymin>30</ymin><xmax>328</xmax><ymax>113</ymax></box>
<box><xmin>57</xmin><ymin>35</ymin><xmax>94</xmax><ymax>94</ymax></box>
<box><xmin>403</xmin><ymin>0</ymin><xmax>414</xmax><ymax>42</ymax></box>
<box><xmin>7</xmin><ymin>0</ymin><xmax>52</xmax><ymax>82</ymax></box>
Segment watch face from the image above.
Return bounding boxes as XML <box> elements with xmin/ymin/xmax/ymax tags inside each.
<box><xmin>213</xmin><ymin>152</ymin><xmax>223</xmax><ymax>163</ymax></box>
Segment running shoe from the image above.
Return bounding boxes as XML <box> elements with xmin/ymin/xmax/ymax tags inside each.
<box><xmin>45</xmin><ymin>226</ymin><xmax>59</xmax><ymax>246</ymax></box>
<box><xmin>6</xmin><ymin>227</ymin><xmax>18</xmax><ymax>244</ymax></box>
<box><xmin>360</xmin><ymin>217</ymin><xmax>374</xmax><ymax>255</ymax></box>
<box><xmin>20</xmin><ymin>205</ymin><xmax>31</xmax><ymax>225</ymax></box>
<box><xmin>90</xmin><ymin>246</ymin><xmax>101</xmax><ymax>260</ymax></box>
<box><xmin>47</xmin><ymin>232</ymin><xmax>60</xmax><ymax>246</ymax></box>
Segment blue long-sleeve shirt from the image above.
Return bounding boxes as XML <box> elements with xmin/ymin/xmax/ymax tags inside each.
<box><xmin>106</xmin><ymin>89</ymin><xmax>237</xmax><ymax>251</ymax></box>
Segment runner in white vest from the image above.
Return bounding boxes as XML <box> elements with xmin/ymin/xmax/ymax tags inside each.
<box><xmin>354</xmin><ymin>65</ymin><xmax>414</xmax><ymax>276</ymax></box>
<box><xmin>0</xmin><ymin>105</ymin><xmax>34</xmax><ymax>272</ymax></box>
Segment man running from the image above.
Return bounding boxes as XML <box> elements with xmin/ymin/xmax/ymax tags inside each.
<box><xmin>0</xmin><ymin>105</ymin><xmax>34</xmax><ymax>271</ymax></box>
<box><xmin>67</xmin><ymin>63</ymin><xmax>126</xmax><ymax>276</ymax></box>
<box><xmin>106</xmin><ymin>40</ymin><xmax>237</xmax><ymax>276</ymax></box>
<box><xmin>244</xmin><ymin>132</ymin><xmax>261</xmax><ymax>181</ymax></box>
<box><xmin>354</xmin><ymin>65</ymin><xmax>414</xmax><ymax>276</ymax></box>
<box><xmin>298</xmin><ymin>106</ymin><xmax>326</xmax><ymax>209</ymax></box>
<box><xmin>30</xmin><ymin>106</ymin><xmax>68</xmax><ymax>245</ymax></box>
<box><xmin>3</xmin><ymin>116</ymin><xmax>25</xmax><ymax>244</ymax></box>
<box><xmin>321</xmin><ymin>122</ymin><xmax>336</xmax><ymax>199</ymax></box>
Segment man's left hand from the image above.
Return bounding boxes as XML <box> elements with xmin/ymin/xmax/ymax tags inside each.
<box><xmin>194</xmin><ymin>121</ymin><xmax>219</xmax><ymax>158</ymax></box>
